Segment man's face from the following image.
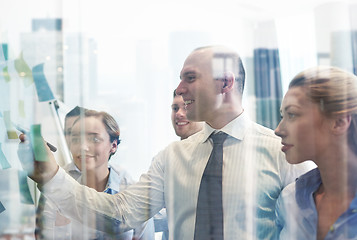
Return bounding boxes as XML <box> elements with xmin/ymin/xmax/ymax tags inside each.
<box><xmin>171</xmin><ymin>94</ymin><xmax>203</xmax><ymax>140</ymax></box>
<box><xmin>176</xmin><ymin>48</ymin><xmax>223</xmax><ymax>123</ymax></box>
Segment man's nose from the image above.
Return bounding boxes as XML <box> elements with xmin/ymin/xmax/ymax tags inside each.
<box><xmin>175</xmin><ymin>81</ymin><xmax>187</xmax><ymax>96</ymax></box>
<box><xmin>176</xmin><ymin>107</ymin><xmax>186</xmax><ymax>118</ymax></box>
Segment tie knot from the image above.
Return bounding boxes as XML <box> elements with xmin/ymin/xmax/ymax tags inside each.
<box><xmin>210</xmin><ymin>132</ymin><xmax>228</xmax><ymax>145</ymax></box>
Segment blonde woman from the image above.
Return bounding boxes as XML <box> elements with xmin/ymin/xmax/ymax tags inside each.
<box><xmin>275</xmin><ymin>66</ymin><xmax>357</xmax><ymax>240</ymax></box>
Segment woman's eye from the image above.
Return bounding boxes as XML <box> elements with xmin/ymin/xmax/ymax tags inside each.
<box><xmin>71</xmin><ymin>137</ymin><xmax>79</xmax><ymax>143</ymax></box>
<box><xmin>172</xmin><ymin>106</ymin><xmax>179</xmax><ymax>112</ymax></box>
<box><xmin>90</xmin><ymin>137</ymin><xmax>101</xmax><ymax>143</ymax></box>
<box><xmin>287</xmin><ymin>113</ymin><xmax>296</xmax><ymax>119</ymax></box>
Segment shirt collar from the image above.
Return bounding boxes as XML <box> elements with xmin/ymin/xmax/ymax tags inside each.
<box><xmin>295</xmin><ymin>168</ymin><xmax>321</xmax><ymax>210</ymax></box>
<box><xmin>104</xmin><ymin>165</ymin><xmax>121</xmax><ymax>194</ymax></box>
<box><xmin>65</xmin><ymin>162</ymin><xmax>120</xmax><ymax>194</ymax></box>
<box><xmin>199</xmin><ymin>110</ymin><xmax>251</xmax><ymax>143</ymax></box>
<box><xmin>296</xmin><ymin>168</ymin><xmax>357</xmax><ymax>212</ymax></box>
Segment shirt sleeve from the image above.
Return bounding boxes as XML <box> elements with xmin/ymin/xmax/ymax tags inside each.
<box><xmin>41</xmin><ymin>153</ymin><xmax>166</xmax><ymax>235</ymax></box>
<box><xmin>133</xmin><ymin>217</ymin><xmax>155</xmax><ymax>240</ymax></box>
<box><xmin>37</xmin><ymin>193</ymin><xmax>72</xmax><ymax>239</ymax></box>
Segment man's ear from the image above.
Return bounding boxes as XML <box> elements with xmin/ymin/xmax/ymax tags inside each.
<box><xmin>222</xmin><ymin>71</ymin><xmax>235</xmax><ymax>94</ymax></box>
<box><xmin>332</xmin><ymin>115</ymin><xmax>351</xmax><ymax>135</ymax></box>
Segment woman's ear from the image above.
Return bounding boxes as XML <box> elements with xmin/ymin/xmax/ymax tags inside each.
<box><xmin>221</xmin><ymin>71</ymin><xmax>235</xmax><ymax>94</ymax></box>
<box><xmin>110</xmin><ymin>140</ymin><xmax>118</xmax><ymax>153</ymax></box>
<box><xmin>332</xmin><ymin>115</ymin><xmax>352</xmax><ymax>135</ymax></box>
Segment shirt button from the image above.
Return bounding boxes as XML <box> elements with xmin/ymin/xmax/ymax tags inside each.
<box><xmin>352</xmin><ymin>209</ymin><xmax>357</xmax><ymax>213</ymax></box>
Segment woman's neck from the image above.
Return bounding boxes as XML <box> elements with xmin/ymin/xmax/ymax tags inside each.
<box><xmin>317</xmin><ymin>146</ymin><xmax>357</xmax><ymax>198</ymax></box>
<box><xmin>84</xmin><ymin>167</ymin><xmax>110</xmax><ymax>192</ymax></box>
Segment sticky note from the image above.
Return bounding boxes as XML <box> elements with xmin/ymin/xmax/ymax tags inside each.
<box><xmin>3</xmin><ymin>111</ymin><xmax>18</xmax><ymax>139</ymax></box>
<box><xmin>0</xmin><ymin>143</ymin><xmax>11</xmax><ymax>169</ymax></box>
<box><xmin>0</xmin><ymin>201</ymin><xmax>5</xmax><ymax>214</ymax></box>
<box><xmin>0</xmin><ymin>43</ymin><xmax>8</xmax><ymax>62</ymax></box>
<box><xmin>0</xmin><ymin>68</ymin><xmax>10</xmax><ymax>111</ymax></box>
<box><xmin>30</xmin><ymin>124</ymin><xmax>48</xmax><ymax>162</ymax></box>
<box><xmin>18</xmin><ymin>100</ymin><xmax>25</xmax><ymax>118</ymax></box>
<box><xmin>18</xmin><ymin>170</ymin><xmax>34</xmax><ymax>205</ymax></box>
<box><xmin>6</xmin><ymin>131</ymin><xmax>18</xmax><ymax>139</ymax></box>
<box><xmin>2</xmin><ymin>66</ymin><xmax>11</xmax><ymax>82</ymax></box>
<box><xmin>32</xmin><ymin>63</ymin><xmax>55</xmax><ymax>102</ymax></box>
<box><xmin>15</xmin><ymin>52</ymin><xmax>33</xmax><ymax>87</ymax></box>
<box><xmin>0</xmin><ymin>64</ymin><xmax>4</xmax><ymax>81</ymax></box>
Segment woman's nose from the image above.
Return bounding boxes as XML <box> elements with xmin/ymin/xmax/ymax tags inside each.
<box><xmin>80</xmin><ymin>139</ymin><xmax>89</xmax><ymax>151</ymax></box>
<box><xmin>274</xmin><ymin>121</ymin><xmax>284</xmax><ymax>137</ymax></box>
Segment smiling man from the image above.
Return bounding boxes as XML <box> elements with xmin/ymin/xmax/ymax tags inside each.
<box><xmin>20</xmin><ymin>45</ymin><xmax>313</xmax><ymax>240</ymax></box>
<box><xmin>171</xmin><ymin>89</ymin><xmax>203</xmax><ymax>140</ymax></box>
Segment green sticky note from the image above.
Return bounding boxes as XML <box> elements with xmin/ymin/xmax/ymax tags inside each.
<box><xmin>18</xmin><ymin>100</ymin><xmax>25</xmax><ymax>118</ymax></box>
<box><xmin>30</xmin><ymin>124</ymin><xmax>48</xmax><ymax>162</ymax></box>
<box><xmin>3</xmin><ymin>111</ymin><xmax>18</xmax><ymax>140</ymax></box>
<box><xmin>2</xmin><ymin>66</ymin><xmax>11</xmax><ymax>82</ymax></box>
<box><xmin>18</xmin><ymin>170</ymin><xmax>34</xmax><ymax>205</ymax></box>
<box><xmin>0</xmin><ymin>143</ymin><xmax>11</xmax><ymax>169</ymax></box>
<box><xmin>0</xmin><ymin>201</ymin><xmax>5</xmax><ymax>214</ymax></box>
<box><xmin>14</xmin><ymin>52</ymin><xmax>33</xmax><ymax>87</ymax></box>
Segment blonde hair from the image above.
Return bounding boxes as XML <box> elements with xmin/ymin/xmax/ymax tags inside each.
<box><xmin>289</xmin><ymin>66</ymin><xmax>357</xmax><ymax>154</ymax></box>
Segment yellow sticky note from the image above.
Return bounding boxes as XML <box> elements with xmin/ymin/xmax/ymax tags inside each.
<box><xmin>14</xmin><ymin>52</ymin><xmax>33</xmax><ymax>87</ymax></box>
<box><xmin>6</xmin><ymin>131</ymin><xmax>18</xmax><ymax>139</ymax></box>
<box><xmin>2</xmin><ymin>66</ymin><xmax>11</xmax><ymax>82</ymax></box>
<box><xmin>3</xmin><ymin>111</ymin><xmax>18</xmax><ymax>140</ymax></box>
<box><xmin>18</xmin><ymin>100</ymin><xmax>25</xmax><ymax>118</ymax></box>
<box><xmin>30</xmin><ymin>124</ymin><xmax>48</xmax><ymax>162</ymax></box>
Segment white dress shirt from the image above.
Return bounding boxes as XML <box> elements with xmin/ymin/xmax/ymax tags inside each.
<box><xmin>40</xmin><ymin>163</ymin><xmax>154</xmax><ymax>240</ymax></box>
<box><xmin>42</xmin><ymin>111</ymin><xmax>313</xmax><ymax>239</ymax></box>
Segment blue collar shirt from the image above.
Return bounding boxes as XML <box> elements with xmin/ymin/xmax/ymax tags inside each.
<box><xmin>276</xmin><ymin>168</ymin><xmax>357</xmax><ymax>240</ymax></box>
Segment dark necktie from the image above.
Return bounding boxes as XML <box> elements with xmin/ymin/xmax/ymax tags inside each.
<box><xmin>194</xmin><ymin>131</ymin><xmax>228</xmax><ymax>240</ymax></box>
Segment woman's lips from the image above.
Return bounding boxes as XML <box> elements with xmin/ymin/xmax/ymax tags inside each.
<box><xmin>281</xmin><ymin>143</ymin><xmax>293</xmax><ymax>153</ymax></box>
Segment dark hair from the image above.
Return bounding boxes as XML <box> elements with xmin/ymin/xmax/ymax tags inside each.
<box><xmin>65</xmin><ymin>106</ymin><xmax>87</xmax><ymax>118</ymax></box>
<box><xmin>72</xmin><ymin>110</ymin><xmax>121</xmax><ymax>159</ymax></box>
<box><xmin>194</xmin><ymin>46</ymin><xmax>246</xmax><ymax>95</ymax></box>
